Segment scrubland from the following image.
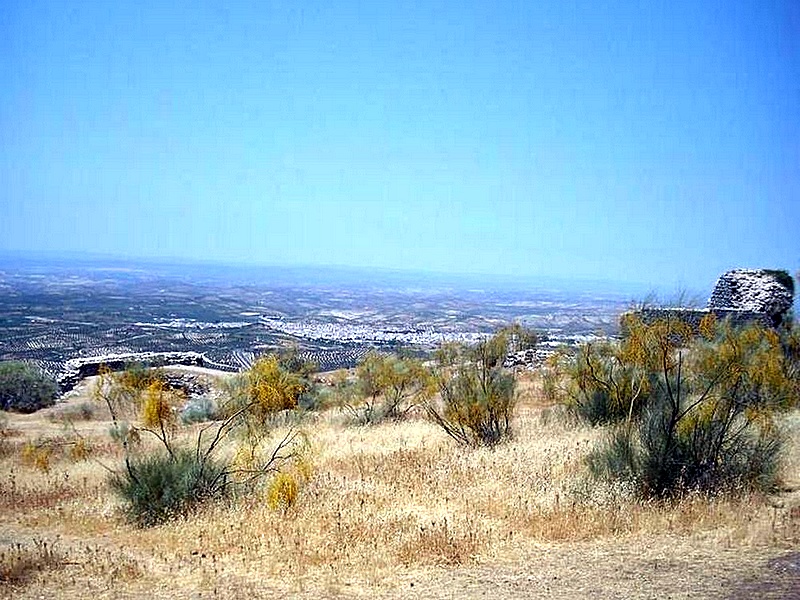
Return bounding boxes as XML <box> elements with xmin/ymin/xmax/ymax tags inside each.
<box><xmin>1</xmin><ymin>374</ymin><xmax>798</xmax><ymax>599</ymax></box>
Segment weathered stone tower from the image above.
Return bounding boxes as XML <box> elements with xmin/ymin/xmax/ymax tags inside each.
<box><xmin>707</xmin><ymin>269</ymin><xmax>794</xmax><ymax>327</ymax></box>
<box><xmin>634</xmin><ymin>269</ymin><xmax>795</xmax><ymax>331</ymax></box>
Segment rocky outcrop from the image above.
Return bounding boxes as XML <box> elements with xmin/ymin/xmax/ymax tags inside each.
<box><xmin>708</xmin><ymin>269</ymin><xmax>794</xmax><ymax>326</ymax></box>
<box><xmin>504</xmin><ymin>348</ymin><xmax>546</xmax><ymax>370</ymax></box>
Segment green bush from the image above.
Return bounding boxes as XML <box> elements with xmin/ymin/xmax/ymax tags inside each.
<box><xmin>339</xmin><ymin>352</ymin><xmax>434</xmax><ymax>425</ymax></box>
<box><xmin>0</xmin><ymin>361</ymin><xmax>59</xmax><ymax>413</ymax></box>
<box><xmin>589</xmin><ymin>375</ymin><xmax>784</xmax><ymax>498</ymax></box>
<box><xmin>428</xmin><ymin>332</ymin><xmax>517</xmax><ymax>446</ymax></box>
<box><xmin>548</xmin><ymin>316</ymin><xmax>692</xmax><ymax>426</ymax></box>
<box><xmin>581</xmin><ymin>319</ymin><xmax>794</xmax><ymax>498</ymax></box>
<box><xmin>110</xmin><ymin>449</ymin><xmax>228</xmax><ymax>526</ymax></box>
<box><xmin>557</xmin><ymin>342</ymin><xmax>647</xmax><ymax>426</ymax></box>
<box><xmin>179</xmin><ymin>396</ymin><xmax>218</xmax><ymax>424</ymax></box>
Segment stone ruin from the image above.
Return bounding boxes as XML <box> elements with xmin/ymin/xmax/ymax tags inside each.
<box><xmin>707</xmin><ymin>269</ymin><xmax>794</xmax><ymax>326</ymax></box>
<box><xmin>57</xmin><ymin>351</ymin><xmax>207</xmax><ymax>392</ymax></box>
<box><xmin>636</xmin><ymin>269</ymin><xmax>795</xmax><ymax>331</ymax></box>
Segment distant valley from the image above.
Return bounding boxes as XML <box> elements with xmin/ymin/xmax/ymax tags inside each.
<box><xmin>0</xmin><ymin>256</ymin><xmax>635</xmax><ymax>384</ymax></box>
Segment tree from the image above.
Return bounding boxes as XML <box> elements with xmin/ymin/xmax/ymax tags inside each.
<box><xmin>0</xmin><ymin>362</ymin><xmax>59</xmax><ymax>413</ymax></box>
<box><xmin>247</xmin><ymin>355</ymin><xmax>306</xmax><ymax>421</ymax></box>
<box><xmin>497</xmin><ymin>323</ymin><xmax>539</xmax><ymax>353</ymax></box>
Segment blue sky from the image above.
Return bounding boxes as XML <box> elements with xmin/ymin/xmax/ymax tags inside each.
<box><xmin>1</xmin><ymin>1</ymin><xmax>798</xmax><ymax>291</ymax></box>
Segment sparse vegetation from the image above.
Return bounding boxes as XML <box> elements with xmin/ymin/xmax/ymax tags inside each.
<box><xmin>18</xmin><ymin>435</ymin><xmax>92</xmax><ymax>472</ymax></box>
<box><xmin>0</xmin><ymin>356</ymin><xmax>797</xmax><ymax>597</ymax></box>
<box><xmin>94</xmin><ymin>362</ymin><xmax>307</xmax><ymax>526</ymax></box>
<box><xmin>47</xmin><ymin>401</ymin><xmax>96</xmax><ymax>423</ymax></box>
<box><xmin>0</xmin><ymin>538</ymin><xmax>63</xmax><ymax>585</ymax></box>
<box><xmin>0</xmin><ymin>319</ymin><xmax>798</xmax><ymax>597</ymax></box>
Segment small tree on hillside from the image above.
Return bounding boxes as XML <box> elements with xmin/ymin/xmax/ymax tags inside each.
<box><xmin>343</xmin><ymin>352</ymin><xmax>435</xmax><ymax>424</ymax></box>
<box><xmin>428</xmin><ymin>331</ymin><xmax>518</xmax><ymax>447</ymax></box>
<box><xmin>497</xmin><ymin>323</ymin><xmax>539</xmax><ymax>354</ymax></box>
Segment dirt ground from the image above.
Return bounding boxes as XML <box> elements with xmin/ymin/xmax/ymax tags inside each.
<box><xmin>1</xmin><ymin>373</ymin><xmax>798</xmax><ymax>599</ymax></box>
<box><xmin>1</xmin><ymin>523</ymin><xmax>797</xmax><ymax>599</ymax></box>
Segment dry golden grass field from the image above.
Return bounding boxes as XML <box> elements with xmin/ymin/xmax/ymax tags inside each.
<box><xmin>1</xmin><ymin>372</ymin><xmax>799</xmax><ymax>599</ymax></box>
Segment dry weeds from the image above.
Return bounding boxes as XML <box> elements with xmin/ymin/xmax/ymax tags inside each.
<box><xmin>0</xmin><ymin>372</ymin><xmax>797</xmax><ymax>599</ymax></box>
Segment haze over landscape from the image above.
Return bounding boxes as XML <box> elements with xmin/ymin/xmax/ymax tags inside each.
<box><xmin>2</xmin><ymin>1</ymin><xmax>798</xmax><ymax>290</ymax></box>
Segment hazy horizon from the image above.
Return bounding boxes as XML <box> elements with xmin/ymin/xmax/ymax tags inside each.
<box><xmin>2</xmin><ymin>1</ymin><xmax>798</xmax><ymax>291</ymax></box>
<box><xmin>0</xmin><ymin>248</ymin><xmax>663</xmax><ymax>299</ymax></box>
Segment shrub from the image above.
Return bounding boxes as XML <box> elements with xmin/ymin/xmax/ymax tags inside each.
<box><xmin>549</xmin><ymin>316</ymin><xmax>692</xmax><ymax>426</ymax></box>
<box><xmin>117</xmin><ymin>363</ymin><xmax>164</xmax><ymax>392</ymax></box>
<box><xmin>428</xmin><ymin>332</ymin><xmax>517</xmax><ymax>446</ymax></box>
<box><xmin>231</xmin><ymin>355</ymin><xmax>306</xmax><ymax>422</ymax></box>
<box><xmin>583</xmin><ymin>319</ymin><xmax>794</xmax><ymax>498</ymax></box>
<box><xmin>97</xmin><ymin>362</ymin><xmax>309</xmax><ymax>526</ymax></box>
<box><xmin>558</xmin><ymin>342</ymin><xmax>647</xmax><ymax>425</ymax></box>
<box><xmin>272</xmin><ymin>346</ymin><xmax>323</xmax><ymax>411</ymax></box>
<box><xmin>277</xmin><ymin>345</ymin><xmax>318</xmax><ymax>379</ymax></box>
<box><xmin>47</xmin><ymin>401</ymin><xmax>96</xmax><ymax>423</ymax></box>
<box><xmin>0</xmin><ymin>362</ymin><xmax>58</xmax><ymax>413</ymax></box>
<box><xmin>266</xmin><ymin>471</ymin><xmax>299</xmax><ymax>512</ymax></box>
<box><xmin>68</xmin><ymin>437</ymin><xmax>92</xmax><ymax>462</ymax></box>
<box><xmin>180</xmin><ymin>396</ymin><xmax>218</xmax><ymax>424</ymax></box>
<box><xmin>775</xmin><ymin>318</ymin><xmax>800</xmax><ymax>404</ymax></box>
<box><xmin>21</xmin><ymin>440</ymin><xmax>53</xmax><ymax>472</ymax></box>
<box><xmin>344</xmin><ymin>352</ymin><xmax>435</xmax><ymax>424</ymax></box>
<box><xmin>93</xmin><ymin>364</ymin><xmax>168</xmax><ymax>423</ymax></box>
<box><xmin>497</xmin><ymin>322</ymin><xmax>540</xmax><ymax>353</ymax></box>
<box><xmin>110</xmin><ymin>449</ymin><xmax>228</xmax><ymax>526</ymax></box>
<box><xmin>589</xmin><ymin>368</ymin><xmax>784</xmax><ymax>497</ymax></box>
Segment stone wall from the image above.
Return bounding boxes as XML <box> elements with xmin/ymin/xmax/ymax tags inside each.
<box><xmin>57</xmin><ymin>351</ymin><xmax>208</xmax><ymax>392</ymax></box>
<box><xmin>636</xmin><ymin>307</ymin><xmax>772</xmax><ymax>332</ymax></box>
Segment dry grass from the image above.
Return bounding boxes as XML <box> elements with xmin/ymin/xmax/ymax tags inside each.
<box><xmin>0</xmin><ymin>372</ymin><xmax>798</xmax><ymax>598</ymax></box>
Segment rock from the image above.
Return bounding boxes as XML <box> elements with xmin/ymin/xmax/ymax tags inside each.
<box><xmin>57</xmin><ymin>351</ymin><xmax>207</xmax><ymax>393</ymax></box>
<box><xmin>708</xmin><ymin>269</ymin><xmax>794</xmax><ymax>326</ymax></box>
<box><xmin>161</xmin><ymin>372</ymin><xmax>212</xmax><ymax>398</ymax></box>
<box><xmin>503</xmin><ymin>348</ymin><xmax>549</xmax><ymax>370</ymax></box>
